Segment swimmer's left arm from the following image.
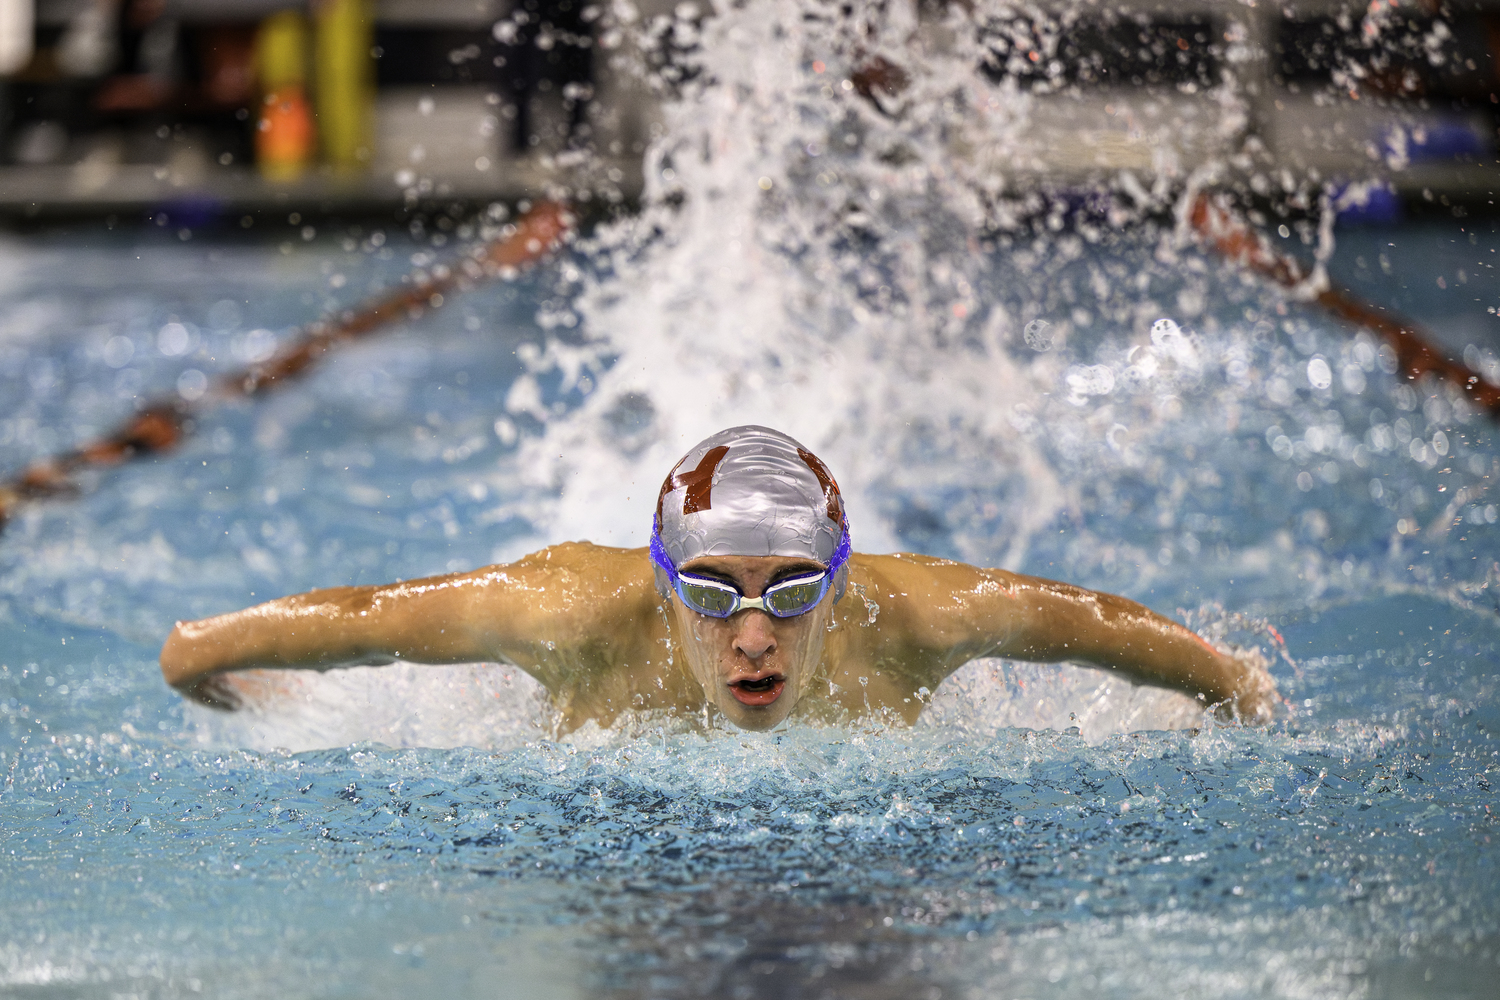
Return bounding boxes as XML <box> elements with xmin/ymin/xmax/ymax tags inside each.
<box><xmin>858</xmin><ymin>554</ymin><xmax>1277</xmax><ymax>721</ymax></box>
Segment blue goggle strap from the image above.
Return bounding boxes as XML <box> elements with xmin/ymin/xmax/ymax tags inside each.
<box><xmin>650</xmin><ymin>530</ymin><xmax>678</xmax><ymax>601</ymax></box>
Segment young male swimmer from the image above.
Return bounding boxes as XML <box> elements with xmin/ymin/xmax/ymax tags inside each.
<box><xmin>160</xmin><ymin>426</ymin><xmax>1278</xmax><ymax>732</ymax></box>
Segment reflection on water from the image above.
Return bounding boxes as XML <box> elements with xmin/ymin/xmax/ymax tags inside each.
<box><xmin>3</xmin><ymin>589</ymin><xmax>1496</xmax><ymax>997</ymax></box>
<box><xmin>2</xmin><ymin>0</ymin><xmax>1500</xmax><ymax>996</ymax></box>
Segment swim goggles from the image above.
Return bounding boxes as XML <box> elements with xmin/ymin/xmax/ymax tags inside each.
<box><xmin>650</xmin><ymin>527</ymin><xmax>851</xmax><ymax>619</ymax></box>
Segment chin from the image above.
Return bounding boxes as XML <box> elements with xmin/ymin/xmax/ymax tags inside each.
<box><xmin>719</xmin><ymin>700</ymin><xmax>794</xmax><ymax>731</ymax></box>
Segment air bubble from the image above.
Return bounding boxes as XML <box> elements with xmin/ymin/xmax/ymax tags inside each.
<box><xmin>1023</xmin><ymin>319</ymin><xmax>1053</xmax><ymax>351</ymax></box>
<box><xmin>176</xmin><ymin>369</ymin><xmax>208</xmax><ymax>401</ymax></box>
<box><xmin>1306</xmin><ymin>357</ymin><xmax>1332</xmax><ymax>390</ymax></box>
<box><xmin>158</xmin><ymin>322</ymin><xmax>191</xmax><ymax>357</ymax></box>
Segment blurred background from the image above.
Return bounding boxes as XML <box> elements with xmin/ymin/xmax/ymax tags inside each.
<box><xmin>0</xmin><ymin>0</ymin><xmax>659</xmax><ymax>217</ymax></box>
<box><xmin>0</xmin><ymin>0</ymin><xmax>1496</xmax><ymax>221</ymax></box>
<box><xmin>1</xmin><ymin>5</ymin><xmax>1499</xmax><ymax>996</ymax></box>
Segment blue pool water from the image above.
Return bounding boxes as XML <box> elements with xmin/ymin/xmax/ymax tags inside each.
<box><xmin>0</xmin><ymin>210</ymin><xmax>1496</xmax><ymax>998</ymax></box>
<box><xmin>4</xmin><ymin>0</ymin><xmax>1500</xmax><ymax>990</ymax></box>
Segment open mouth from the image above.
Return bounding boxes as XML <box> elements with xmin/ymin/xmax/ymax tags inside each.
<box><xmin>728</xmin><ymin>673</ymin><xmax>785</xmax><ymax>707</ymax></box>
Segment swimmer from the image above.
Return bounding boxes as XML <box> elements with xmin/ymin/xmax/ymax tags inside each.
<box><xmin>160</xmin><ymin>425</ymin><xmax>1279</xmax><ymax>732</ymax></box>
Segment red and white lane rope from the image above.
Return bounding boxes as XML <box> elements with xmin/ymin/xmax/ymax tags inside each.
<box><xmin>0</xmin><ymin>201</ymin><xmax>574</xmax><ymax>529</ymax></box>
<box><xmin>1187</xmin><ymin>191</ymin><xmax>1500</xmax><ymax>418</ymax></box>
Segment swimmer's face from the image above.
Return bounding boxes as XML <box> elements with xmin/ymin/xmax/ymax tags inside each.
<box><xmin>670</xmin><ymin>554</ymin><xmax>833</xmax><ymax>731</ymax></box>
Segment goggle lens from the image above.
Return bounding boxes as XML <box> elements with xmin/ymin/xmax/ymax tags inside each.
<box><xmin>674</xmin><ymin>571</ymin><xmax>830</xmax><ymax>619</ymax></box>
<box><xmin>763</xmin><ymin>574</ymin><xmax>828</xmax><ymax>616</ymax></box>
<box><xmin>677</xmin><ymin>578</ymin><xmax>740</xmax><ymax>617</ymax></box>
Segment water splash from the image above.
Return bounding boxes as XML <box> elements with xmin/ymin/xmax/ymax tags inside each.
<box><xmin>186</xmin><ymin>663</ymin><xmax>553</xmax><ymax>752</ymax></box>
<box><xmin>516</xmin><ymin>0</ymin><xmax>1083</xmax><ymax>568</ymax></box>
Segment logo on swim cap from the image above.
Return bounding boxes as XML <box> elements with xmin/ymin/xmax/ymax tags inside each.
<box><xmin>651</xmin><ymin>426</ymin><xmax>851</xmax><ymax>602</ymax></box>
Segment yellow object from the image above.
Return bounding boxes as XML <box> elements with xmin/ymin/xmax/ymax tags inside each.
<box><xmin>256</xmin><ymin>10</ymin><xmax>307</xmax><ymax>91</ymax></box>
<box><xmin>313</xmin><ymin>0</ymin><xmax>374</xmax><ymax>173</ymax></box>
<box><xmin>255</xmin><ymin>10</ymin><xmax>315</xmax><ymax>180</ymax></box>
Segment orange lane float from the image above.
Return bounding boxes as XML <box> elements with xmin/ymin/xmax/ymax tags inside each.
<box><xmin>1187</xmin><ymin>191</ymin><xmax>1500</xmax><ymax>418</ymax></box>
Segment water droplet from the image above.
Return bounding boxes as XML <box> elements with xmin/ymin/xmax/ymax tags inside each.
<box><xmin>1307</xmin><ymin>357</ymin><xmax>1332</xmax><ymax>390</ymax></box>
<box><xmin>1023</xmin><ymin>319</ymin><xmax>1053</xmax><ymax>351</ymax></box>
<box><xmin>158</xmin><ymin>323</ymin><xmax>191</xmax><ymax>357</ymax></box>
<box><xmin>176</xmin><ymin>369</ymin><xmax>208</xmax><ymax>401</ymax></box>
<box><xmin>102</xmin><ymin>335</ymin><xmax>134</xmax><ymax>369</ymax></box>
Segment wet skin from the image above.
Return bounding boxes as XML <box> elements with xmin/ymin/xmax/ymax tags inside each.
<box><xmin>160</xmin><ymin>543</ymin><xmax>1279</xmax><ymax>732</ymax></box>
<box><xmin>668</xmin><ymin>554</ymin><xmax>833</xmax><ymax>731</ymax></box>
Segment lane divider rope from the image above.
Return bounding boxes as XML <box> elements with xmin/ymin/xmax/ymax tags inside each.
<box><xmin>1187</xmin><ymin>191</ymin><xmax>1500</xmax><ymax>418</ymax></box>
<box><xmin>0</xmin><ymin>201</ymin><xmax>573</xmax><ymax>530</ymax></box>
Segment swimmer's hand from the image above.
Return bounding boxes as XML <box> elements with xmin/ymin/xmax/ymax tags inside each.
<box><xmin>174</xmin><ymin>673</ymin><xmax>244</xmax><ymax>711</ymax></box>
<box><xmin>1210</xmin><ymin>645</ymin><xmax>1280</xmax><ymax>725</ymax></box>
<box><xmin>160</xmin><ymin>621</ymin><xmax>242</xmax><ymax>710</ymax></box>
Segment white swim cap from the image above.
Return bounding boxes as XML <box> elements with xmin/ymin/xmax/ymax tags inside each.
<box><xmin>651</xmin><ymin>425</ymin><xmax>851</xmax><ymax>600</ymax></box>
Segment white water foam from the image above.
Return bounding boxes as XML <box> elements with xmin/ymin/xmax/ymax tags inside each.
<box><xmin>512</xmin><ymin>0</ymin><xmax>1074</xmax><ymax>567</ymax></box>
<box><xmin>188</xmin><ymin>655</ymin><xmax>1209</xmax><ymax>752</ymax></box>
<box><xmin>187</xmin><ymin>664</ymin><xmax>553</xmax><ymax>752</ymax></box>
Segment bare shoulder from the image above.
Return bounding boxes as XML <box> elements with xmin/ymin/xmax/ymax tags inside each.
<box><xmin>463</xmin><ymin>542</ymin><xmax>659</xmax><ymax>627</ymax></box>
<box><xmin>835</xmin><ymin>552</ymin><xmax>1032</xmax><ymax>655</ymax></box>
<box><xmin>505</xmin><ymin>541</ymin><xmax>653</xmax><ymax>579</ymax></box>
<box><xmin>850</xmin><ymin>551</ymin><xmax>981</xmax><ymax>582</ymax></box>
<box><xmin>847</xmin><ymin>552</ymin><xmax>1015</xmax><ymax>608</ymax></box>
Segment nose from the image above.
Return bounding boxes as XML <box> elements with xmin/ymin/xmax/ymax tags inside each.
<box><xmin>731</xmin><ymin>611</ymin><xmax>777</xmax><ymax>662</ymax></box>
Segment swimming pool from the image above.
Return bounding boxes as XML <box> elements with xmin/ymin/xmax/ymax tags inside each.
<box><xmin>1</xmin><ymin>203</ymin><xmax>1495</xmax><ymax>998</ymax></box>
<box><xmin>4</xmin><ymin>4</ymin><xmax>1500</xmax><ymax>997</ymax></box>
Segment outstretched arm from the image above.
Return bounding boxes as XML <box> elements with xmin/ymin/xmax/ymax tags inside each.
<box><xmin>159</xmin><ymin>542</ymin><xmax>653</xmax><ymax>708</ymax></box>
<box><xmin>161</xmin><ymin>577</ymin><xmax>494</xmax><ymax>707</ymax></box>
<box><xmin>850</xmin><ymin>554</ymin><xmax>1278</xmax><ymax>720</ymax></box>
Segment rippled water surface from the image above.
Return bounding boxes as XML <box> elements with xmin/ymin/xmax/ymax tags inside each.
<box><xmin>0</xmin><ymin>214</ymin><xmax>1495</xmax><ymax>999</ymax></box>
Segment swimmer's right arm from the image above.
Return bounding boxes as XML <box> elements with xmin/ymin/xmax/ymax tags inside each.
<box><xmin>159</xmin><ymin>543</ymin><xmax>653</xmax><ymax>708</ymax></box>
<box><xmin>160</xmin><ymin>580</ymin><xmax>488</xmax><ymax>708</ymax></box>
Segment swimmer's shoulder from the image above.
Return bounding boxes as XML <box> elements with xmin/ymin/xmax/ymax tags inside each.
<box><xmin>506</xmin><ymin>541</ymin><xmax>652</xmax><ymax>579</ymax></box>
<box><xmin>845</xmin><ymin>551</ymin><xmax>1019</xmax><ymax>637</ymax></box>
<box><xmin>471</xmin><ymin>542</ymin><xmax>658</xmax><ymax>618</ymax></box>
<box><xmin>446</xmin><ymin>544</ymin><xmax>663</xmax><ymax>690</ymax></box>
<box><xmin>841</xmin><ymin>552</ymin><xmax>951</xmax><ymax>633</ymax></box>
<box><xmin>849</xmin><ymin>551</ymin><xmax>990</xmax><ymax>594</ymax></box>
